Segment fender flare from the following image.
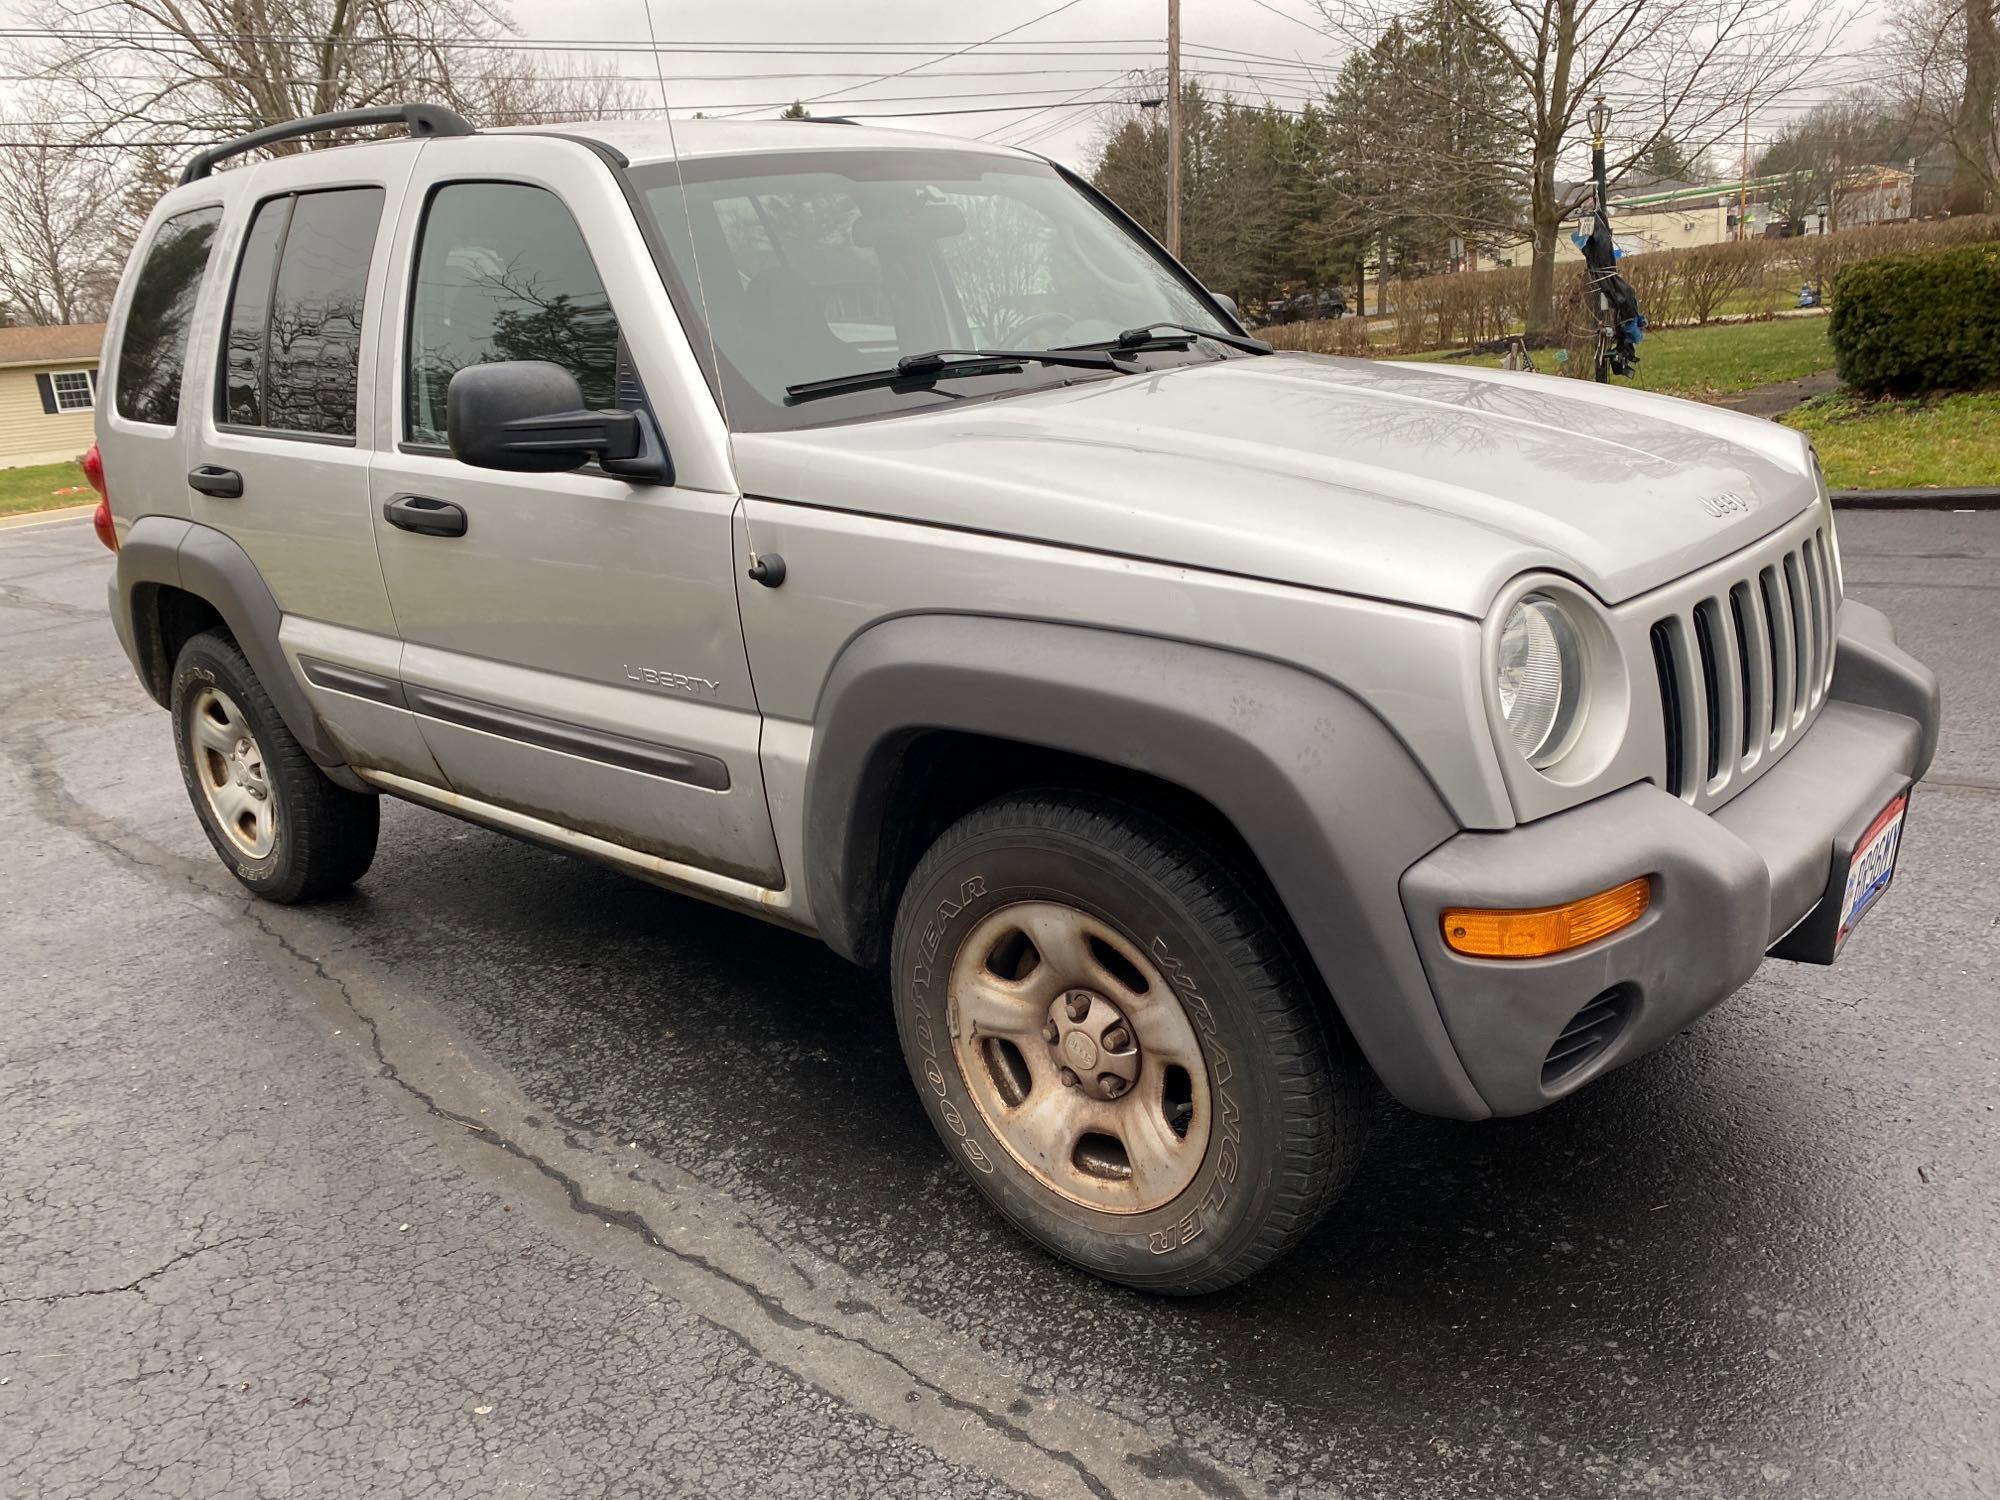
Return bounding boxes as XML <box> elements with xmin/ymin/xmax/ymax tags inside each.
<box><xmin>114</xmin><ymin>515</ymin><xmax>355</xmax><ymax>777</ymax></box>
<box><xmin>803</xmin><ymin>614</ymin><xmax>1489</xmax><ymax>1120</ymax></box>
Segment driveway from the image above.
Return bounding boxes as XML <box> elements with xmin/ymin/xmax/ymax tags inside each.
<box><xmin>2</xmin><ymin>510</ymin><xmax>1995</xmax><ymax>1498</ymax></box>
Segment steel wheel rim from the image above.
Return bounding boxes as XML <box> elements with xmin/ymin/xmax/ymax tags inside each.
<box><xmin>948</xmin><ymin>900</ymin><xmax>1212</xmax><ymax>1215</ymax></box>
<box><xmin>189</xmin><ymin>685</ymin><xmax>276</xmax><ymax>859</ymax></box>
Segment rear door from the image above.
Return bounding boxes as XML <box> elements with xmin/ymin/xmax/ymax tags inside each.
<box><xmin>97</xmin><ymin>196</ymin><xmax>228</xmax><ymax>525</ymax></box>
<box><xmin>186</xmin><ymin>145</ymin><xmax>442</xmax><ymax>782</ymax></box>
<box><xmin>366</xmin><ymin>136</ymin><xmax>780</xmax><ymax>887</ymax></box>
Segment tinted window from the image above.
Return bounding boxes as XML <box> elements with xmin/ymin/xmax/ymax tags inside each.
<box><xmin>221</xmin><ymin>196</ymin><xmax>289</xmax><ymax>426</ymax></box>
<box><xmin>406</xmin><ymin>183</ymin><xmax>619</xmax><ymax>446</ymax></box>
<box><xmin>219</xmin><ymin>187</ymin><xmax>384</xmax><ymax>438</ymax></box>
<box><xmin>115</xmin><ymin>206</ymin><xmax>222</xmax><ymax>425</ymax></box>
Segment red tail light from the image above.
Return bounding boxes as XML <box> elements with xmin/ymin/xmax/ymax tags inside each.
<box><xmin>81</xmin><ymin>443</ymin><xmax>116</xmax><ymax>553</ymax></box>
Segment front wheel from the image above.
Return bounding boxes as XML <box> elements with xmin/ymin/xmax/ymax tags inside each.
<box><xmin>891</xmin><ymin>791</ymin><xmax>1368</xmax><ymax>1293</ymax></box>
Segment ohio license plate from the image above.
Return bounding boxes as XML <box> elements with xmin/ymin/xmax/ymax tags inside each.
<box><xmin>1838</xmin><ymin>793</ymin><xmax>1907</xmax><ymax>943</ymax></box>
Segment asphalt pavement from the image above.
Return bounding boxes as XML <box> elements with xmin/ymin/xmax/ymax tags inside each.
<box><xmin>2</xmin><ymin>509</ymin><xmax>1995</xmax><ymax>1499</ymax></box>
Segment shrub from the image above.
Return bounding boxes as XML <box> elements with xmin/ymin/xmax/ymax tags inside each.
<box><xmin>1830</xmin><ymin>242</ymin><xmax>2000</xmax><ymax>395</ymax></box>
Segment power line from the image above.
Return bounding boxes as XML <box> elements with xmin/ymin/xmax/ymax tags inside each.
<box><xmin>779</xmin><ymin>0</ymin><xmax>1089</xmax><ymax>114</ymax></box>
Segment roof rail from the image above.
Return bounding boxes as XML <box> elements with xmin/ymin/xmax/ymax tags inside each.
<box><xmin>179</xmin><ymin>103</ymin><xmax>474</xmax><ymax>185</ymax></box>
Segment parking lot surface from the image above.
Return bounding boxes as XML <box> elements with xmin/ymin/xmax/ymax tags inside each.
<box><xmin>2</xmin><ymin>510</ymin><xmax>1995</xmax><ymax>1498</ymax></box>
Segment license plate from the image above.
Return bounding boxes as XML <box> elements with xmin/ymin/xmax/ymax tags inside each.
<box><xmin>1838</xmin><ymin>793</ymin><xmax>1907</xmax><ymax>943</ymax></box>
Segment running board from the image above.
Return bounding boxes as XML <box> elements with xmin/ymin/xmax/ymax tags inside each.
<box><xmin>354</xmin><ymin>768</ymin><xmax>806</xmax><ymax>931</ymax></box>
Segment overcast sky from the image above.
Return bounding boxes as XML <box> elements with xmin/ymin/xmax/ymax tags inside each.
<box><xmin>498</xmin><ymin>0</ymin><xmax>1345</xmax><ymax>167</ymax></box>
<box><xmin>1</xmin><ymin>0</ymin><xmax>1890</xmax><ymax>166</ymax></box>
<box><xmin>505</xmin><ymin>0</ymin><xmax>1888</xmax><ymax>167</ymax></box>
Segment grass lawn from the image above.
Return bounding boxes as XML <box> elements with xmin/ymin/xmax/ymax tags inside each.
<box><xmin>0</xmin><ymin>459</ymin><xmax>94</xmax><ymax>518</ymax></box>
<box><xmin>1403</xmin><ymin>315</ymin><xmax>1834</xmax><ymax>400</ymax></box>
<box><xmin>1781</xmin><ymin>389</ymin><xmax>2000</xmax><ymax>490</ymax></box>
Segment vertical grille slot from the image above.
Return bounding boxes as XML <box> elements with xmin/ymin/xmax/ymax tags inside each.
<box><xmin>1691</xmin><ymin>599</ymin><xmax>1726</xmax><ymax>784</ymax></box>
<box><xmin>1782</xmin><ymin>552</ymin><xmax>1811</xmax><ymax>726</ymax></box>
<box><xmin>1728</xmin><ymin>582</ymin><xmax>1765</xmax><ymax>764</ymax></box>
<box><xmin>1760</xmin><ymin>565</ymin><xmax>1794</xmax><ymax>737</ymax></box>
<box><xmin>1651</xmin><ymin>620</ymin><xmax>1686</xmax><ymax>799</ymax></box>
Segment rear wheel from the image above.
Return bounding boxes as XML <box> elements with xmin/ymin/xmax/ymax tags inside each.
<box><xmin>891</xmin><ymin>790</ymin><xmax>1368</xmax><ymax>1293</ymax></box>
<box><xmin>170</xmin><ymin>630</ymin><xmax>378</xmax><ymax>902</ymax></box>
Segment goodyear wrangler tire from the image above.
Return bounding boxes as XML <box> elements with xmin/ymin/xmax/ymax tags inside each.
<box><xmin>891</xmin><ymin>790</ymin><xmax>1368</xmax><ymax>1294</ymax></box>
<box><xmin>171</xmin><ymin>630</ymin><xmax>379</xmax><ymax>903</ymax></box>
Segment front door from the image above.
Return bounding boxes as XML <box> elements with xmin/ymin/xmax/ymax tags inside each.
<box><xmin>366</xmin><ymin>137</ymin><xmax>780</xmax><ymax>887</ymax></box>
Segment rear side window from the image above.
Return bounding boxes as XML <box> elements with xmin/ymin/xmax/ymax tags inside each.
<box><xmin>405</xmin><ymin>182</ymin><xmax>620</xmax><ymax>446</ymax></box>
<box><xmin>219</xmin><ymin>186</ymin><xmax>386</xmax><ymax>439</ymax></box>
<box><xmin>115</xmin><ymin>206</ymin><xmax>222</xmax><ymax>426</ymax></box>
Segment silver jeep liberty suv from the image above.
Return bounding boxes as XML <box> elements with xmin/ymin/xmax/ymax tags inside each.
<box><xmin>94</xmin><ymin>104</ymin><xmax>1939</xmax><ymax>1293</ymax></box>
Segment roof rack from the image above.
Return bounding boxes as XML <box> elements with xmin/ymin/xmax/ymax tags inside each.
<box><xmin>179</xmin><ymin>103</ymin><xmax>474</xmax><ymax>185</ymax></box>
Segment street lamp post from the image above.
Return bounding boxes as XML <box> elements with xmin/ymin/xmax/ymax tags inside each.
<box><xmin>1576</xmin><ymin>95</ymin><xmax>1643</xmax><ymax>383</ymax></box>
<box><xmin>1588</xmin><ymin>96</ymin><xmax>1613</xmax><ymax>382</ymax></box>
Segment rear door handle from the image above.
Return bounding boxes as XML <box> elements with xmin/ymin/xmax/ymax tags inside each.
<box><xmin>383</xmin><ymin>495</ymin><xmax>467</xmax><ymax>538</ymax></box>
<box><xmin>187</xmin><ymin>465</ymin><xmax>243</xmax><ymax>498</ymax></box>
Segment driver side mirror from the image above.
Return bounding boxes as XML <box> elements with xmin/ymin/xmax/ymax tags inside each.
<box><xmin>1211</xmin><ymin>292</ymin><xmax>1241</xmax><ymax>324</ymax></box>
<box><xmin>447</xmin><ymin>361</ymin><xmax>668</xmax><ymax>482</ymax></box>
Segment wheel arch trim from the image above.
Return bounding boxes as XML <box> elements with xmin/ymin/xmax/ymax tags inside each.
<box><xmin>114</xmin><ymin>515</ymin><xmax>354</xmax><ymax>777</ymax></box>
<box><xmin>803</xmin><ymin>613</ymin><xmax>1489</xmax><ymax>1120</ymax></box>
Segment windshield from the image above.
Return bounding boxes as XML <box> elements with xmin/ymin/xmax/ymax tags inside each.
<box><xmin>632</xmin><ymin>149</ymin><xmax>1230</xmax><ymax>430</ymax></box>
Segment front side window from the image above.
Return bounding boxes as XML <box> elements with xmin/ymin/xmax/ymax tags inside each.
<box><xmin>633</xmin><ymin>150</ymin><xmax>1225</xmax><ymax>431</ymax></box>
<box><xmin>115</xmin><ymin>205</ymin><xmax>222</xmax><ymax>426</ymax></box>
<box><xmin>218</xmin><ymin>186</ymin><xmax>385</xmax><ymax>438</ymax></box>
<box><xmin>48</xmin><ymin>370</ymin><xmax>95</xmax><ymax>411</ymax></box>
<box><xmin>405</xmin><ymin>182</ymin><xmax>620</xmax><ymax>447</ymax></box>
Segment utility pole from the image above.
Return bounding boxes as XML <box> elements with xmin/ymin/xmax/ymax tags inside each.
<box><xmin>1166</xmin><ymin>0</ymin><xmax>1182</xmax><ymax>257</ymax></box>
<box><xmin>1738</xmin><ymin>97</ymin><xmax>1750</xmax><ymax>241</ymax></box>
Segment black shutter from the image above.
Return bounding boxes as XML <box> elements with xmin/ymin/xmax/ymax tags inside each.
<box><xmin>34</xmin><ymin>372</ymin><xmax>58</xmax><ymax>413</ymax></box>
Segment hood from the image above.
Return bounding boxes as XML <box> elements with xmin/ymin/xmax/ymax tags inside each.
<box><xmin>728</xmin><ymin>353</ymin><xmax>1820</xmax><ymax>616</ymax></box>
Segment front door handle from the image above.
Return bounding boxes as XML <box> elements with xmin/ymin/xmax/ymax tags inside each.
<box><xmin>383</xmin><ymin>495</ymin><xmax>467</xmax><ymax>538</ymax></box>
<box><xmin>188</xmin><ymin>465</ymin><xmax>243</xmax><ymax>498</ymax></box>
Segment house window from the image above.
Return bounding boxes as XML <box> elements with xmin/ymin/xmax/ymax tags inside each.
<box><xmin>49</xmin><ymin>370</ymin><xmax>96</xmax><ymax>411</ymax></box>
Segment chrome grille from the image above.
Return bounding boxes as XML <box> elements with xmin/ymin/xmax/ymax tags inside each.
<box><xmin>1650</xmin><ymin>524</ymin><xmax>1839</xmax><ymax>808</ymax></box>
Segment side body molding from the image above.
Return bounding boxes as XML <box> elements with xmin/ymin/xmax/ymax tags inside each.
<box><xmin>113</xmin><ymin>515</ymin><xmax>355</xmax><ymax>779</ymax></box>
<box><xmin>804</xmin><ymin>614</ymin><xmax>1490</xmax><ymax>1120</ymax></box>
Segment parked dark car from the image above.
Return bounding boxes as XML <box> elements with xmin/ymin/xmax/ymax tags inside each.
<box><xmin>1264</xmin><ymin>287</ymin><xmax>1348</xmax><ymax>324</ymax></box>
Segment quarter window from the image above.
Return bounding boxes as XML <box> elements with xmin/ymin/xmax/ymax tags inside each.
<box><xmin>405</xmin><ymin>183</ymin><xmax>620</xmax><ymax>447</ymax></box>
<box><xmin>115</xmin><ymin>205</ymin><xmax>222</xmax><ymax>426</ymax></box>
<box><xmin>218</xmin><ymin>186</ymin><xmax>385</xmax><ymax>438</ymax></box>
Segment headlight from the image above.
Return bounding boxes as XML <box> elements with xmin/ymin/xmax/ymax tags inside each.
<box><xmin>1497</xmin><ymin>594</ymin><xmax>1583</xmax><ymax>765</ymax></box>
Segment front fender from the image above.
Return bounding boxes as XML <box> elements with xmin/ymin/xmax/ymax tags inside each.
<box><xmin>804</xmin><ymin>614</ymin><xmax>1489</xmax><ymax>1120</ymax></box>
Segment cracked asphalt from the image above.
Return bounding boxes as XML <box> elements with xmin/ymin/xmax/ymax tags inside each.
<box><xmin>2</xmin><ymin>509</ymin><xmax>1996</xmax><ymax>1499</ymax></box>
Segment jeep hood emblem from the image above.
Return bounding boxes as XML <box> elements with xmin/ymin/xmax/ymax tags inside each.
<box><xmin>1699</xmin><ymin>491</ymin><xmax>1752</xmax><ymax>517</ymax></box>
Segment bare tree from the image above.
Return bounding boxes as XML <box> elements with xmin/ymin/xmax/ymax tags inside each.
<box><xmin>1317</xmin><ymin>0</ymin><xmax>1846</xmax><ymax>334</ymax></box>
<box><xmin>0</xmin><ymin>102</ymin><xmax>127</xmax><ymax>324</ymax></box>
<box><xmin>0</xmin><ymin>1</ymin><xmax>633</xmax><ymax>320</ymax></box>
<box><xmin>1892</xmin><ymin>0</ymin><xmax>1999</xmax><ymax>212</ymax></box>
<box><xmin>1759</xmin><ymin>94</ymin><xmax>1903</xmax><ymax>231</ymax></box>
<box><xmin>7</xmin><ymin>0</ymin><xmax>634</xmax><ymax>148</ymax></box>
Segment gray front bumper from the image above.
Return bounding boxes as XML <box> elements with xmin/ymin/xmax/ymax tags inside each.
<box><xmin>1399</xmin><ymin>602</ymin><xmax>1938</xmax><ymax>1117</ymax></box>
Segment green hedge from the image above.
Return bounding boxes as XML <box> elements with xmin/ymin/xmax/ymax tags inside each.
<box><xmin>1831</xmin><ymin>243</ymin><xmax>2000</xmax><ymax>396</ymax></box>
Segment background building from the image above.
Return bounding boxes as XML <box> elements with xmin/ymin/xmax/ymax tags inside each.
<box><xmin>0</xmin><ymin>324</ymin><xmax>105</xmax><ymax>468</ymax></box>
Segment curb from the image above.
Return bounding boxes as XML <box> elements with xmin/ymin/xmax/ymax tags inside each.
<box><xmin>1832</xmin><ymin>488</ymin><xmax>2000</xmax><ymax>509</ymax></box>
<box><xmin>0</xmin><ymin>503</ymin><xmax>95</xmax><ymax>531</ymax></box>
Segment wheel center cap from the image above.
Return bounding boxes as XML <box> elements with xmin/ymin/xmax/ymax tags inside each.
<box><xmin>1063</xmin><ymin>1030</ymin><xmax>1099</xmax><ymax>1069</ymax></box>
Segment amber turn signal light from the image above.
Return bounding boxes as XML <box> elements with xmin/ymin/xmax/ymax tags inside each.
<box><xmin>1442</xmin><ymin>877</ymin><xmax>1652</xmax><ymax>959</ymax></box>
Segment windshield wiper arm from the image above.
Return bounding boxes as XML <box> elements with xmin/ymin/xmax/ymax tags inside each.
<box><xmin>785</xmin><ymin>347</ymin><xmax>1121</xmax><ymax>404</ymax></box>
<box><xmin>1109</xmin><ymin>322</ymin><xmax>1273</xmax><ymax>356</ymax></box>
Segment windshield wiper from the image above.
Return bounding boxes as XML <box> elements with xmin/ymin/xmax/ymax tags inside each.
<box><xmin>785</xmin><ymin>347</ymin><xmax>1121</xmax><ymax>404</ymax></box>
<box><xmin>1103</xmin><ymin>322</ymin><xmax>1274</xmax><ymax>356</ymax></box>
